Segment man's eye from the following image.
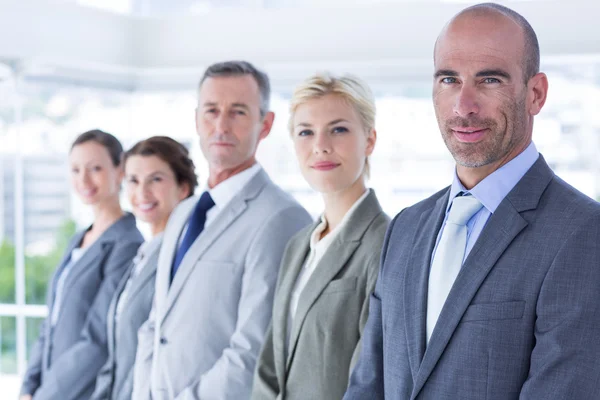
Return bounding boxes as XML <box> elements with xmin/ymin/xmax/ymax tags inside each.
<box><xmin>483</xmin><ymin>77</ymin><xmax>501</xmax><ymax>84</ymax></box>
<box><xmin>441</xmin><ymin>77</ymin><xmax>457</xmax><ymax>84</ymax></box>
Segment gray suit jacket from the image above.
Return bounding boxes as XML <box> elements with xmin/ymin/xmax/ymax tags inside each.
<box><xmin>344</xmin><ymin>155</ymin><xmax>600</xmax><ymax>399</ymax></box>
<box><xmin>21</xmin><ymin>213</ymin><xmax>144</xmax><ymax>400</ymax></box>
<box><xmin>91</xmin><ymin>236</ymin><xmax>161</xmax><ymax>400</ymax></box>
<box><xmin>251</xmin><ymin>190</ymin><xmax>389</xmax><ymax>400</ymax></box>
<box><xmin>132</xmin><ymin>168</ymin><xmax>311</xmax><ymax>400</ymax></box>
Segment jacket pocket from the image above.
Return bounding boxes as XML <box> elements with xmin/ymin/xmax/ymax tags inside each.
<box><xmin>462</xmin><ymin>300</ymin><xmax>525</xmax><ymax>322</ymax></box>
<box><xmin>321</xmin><ymin>277</ymin><xmax>357</xmax><ymax>295</ymax></box>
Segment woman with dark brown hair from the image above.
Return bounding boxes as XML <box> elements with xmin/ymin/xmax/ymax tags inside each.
<box><xmin>90</xmin><ymin>136</ymin><xmax>198</xmax><ymax>400</ymax></box>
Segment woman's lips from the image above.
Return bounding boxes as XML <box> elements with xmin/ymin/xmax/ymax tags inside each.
<box><xmin>311</xmin><ymin>161</ymin><xmax>340</xmax><ymax>171</ymax></box>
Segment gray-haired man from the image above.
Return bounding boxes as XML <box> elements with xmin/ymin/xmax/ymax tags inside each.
<box><xmin>132</xmin><ymin>61</ymin><xmax>311</xmax><ymax>400</ymax></box>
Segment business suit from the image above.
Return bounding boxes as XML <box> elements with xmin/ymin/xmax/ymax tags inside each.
<box><xmin>345</xmin><ymin>155</ymin><xmax>600</xmax><ymax>399</ymax></box>
<box><xmin>251</xmin><ymin>190</ymin><xmax>389</xmax><ymax>400</ymax></box>
<box><xmin>21</xmin><ymin>213</ymin><xmax>144</xmax><ymax>400</ymax></box>
<box><xmin>91</xmin><ymin>235</ymin><xmax>161</xmax><ymax>400</ymax></box>
<box><xmin>132</xmin><ymin>168</ymin><xmax>311</xmax><ymax>400</ymax></box>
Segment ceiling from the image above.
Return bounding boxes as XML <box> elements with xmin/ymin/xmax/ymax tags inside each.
<box><xmin>1</xmin><ymin>0</ymin><xmax>599</xmax><ymax>91</ymax></box>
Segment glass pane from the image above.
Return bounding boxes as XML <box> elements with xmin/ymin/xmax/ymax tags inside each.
<box><xmin>0</xmin><ymin>77</ymin><xmax>16</xmax><ymax>304</ymax></box>
<box><xmin>0</xmin><ymin>316</ymin><xmax>17</xmax><ymax>374</ymax></box>
<box><xmin>0</xmin><ymin>151</ymin><xmax>15</xmax><ymax>303</ymax></box>
<box><xmin>25</xmin><ymin>218</ymin><xmax>76</xmax><ymax>305</ymax></box>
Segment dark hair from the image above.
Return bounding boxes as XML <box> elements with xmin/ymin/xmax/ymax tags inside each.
<box><xmin>199</xmin><ymin>60</ymin><xmax>271</xmax><ymax>117</ymax></box>
<box><xmin>71</xmin><ymin>129</ymin><xmax>124</xmax><ymax>167</ymax></box>
<box><xmin>124</xmin><ymin>136</ymin><xmax>198</xmax><ymax>198</ymax></box>
<box><xmin>464</xmin><ymin>3</ymin><xmax>540</xmax><ymax>81</ymax></box>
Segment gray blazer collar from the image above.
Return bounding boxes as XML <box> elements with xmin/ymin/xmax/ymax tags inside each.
<box><xmin>158</xmin><ymin>169</ymin><xmax>272</xmax><ymax>323</ymax></box>
<box><xmin>50</xmin><ymin>213</ymin><xmax>137</xmax><ymax>305</ymax></box>
<box><xmin>408</xmin><ymin>156</ymin><xmax>554</xmax><ymax>399</ymax></box>
<box><xmin>278</xmin><ymin>190</ymin><xmax>384</xmax><ymax>371</ymax></box>
<box><xmin>106</xmin><ymin>238</ymin><xmax>160</xmax><ymax>357</ymax></box>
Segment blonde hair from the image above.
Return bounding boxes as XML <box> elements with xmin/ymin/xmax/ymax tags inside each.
<box><xmin>288</xmin><ymin>72</ymin><xmax>376</xmax><ymax>178</ymax></box>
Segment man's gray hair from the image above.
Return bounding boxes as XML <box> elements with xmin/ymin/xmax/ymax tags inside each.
<box><xmin>199</xmin><ymin>61</ymin><xmax>271</xmax><ymax>117</ymax></box>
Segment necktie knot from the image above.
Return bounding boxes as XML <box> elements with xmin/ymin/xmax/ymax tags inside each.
<box><xmin>197</xmin><ymin>191</ymin><xmax>215</xmax><ymax>213</ymax></box>
<box><xmin>447</xmin><ymin>194</ymin><xmax>483</xmax><ymax>226</ymax></box>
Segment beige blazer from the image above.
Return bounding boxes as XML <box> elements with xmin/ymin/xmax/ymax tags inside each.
<box><xmin>251</xmin><ymin>190</ymin><xmax>389</xmax><ymax>400</ymax></box>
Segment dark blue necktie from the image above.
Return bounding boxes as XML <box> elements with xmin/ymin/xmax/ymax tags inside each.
<box><xmin>171</xmin><ymin>191</ymin><xmax>215</xmax><ymax>282</ymax></box>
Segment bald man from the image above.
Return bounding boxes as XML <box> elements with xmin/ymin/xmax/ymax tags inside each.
<box><xmin>344</xmin><ymin>3</ymin><xmax>600</xmax><ymax>399</ymax></box>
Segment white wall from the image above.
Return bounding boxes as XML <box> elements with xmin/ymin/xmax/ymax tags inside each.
<box><xmin>0</xmin><ymin>0</ymin><xmax>599</xmax><ymax>89</ymax></box>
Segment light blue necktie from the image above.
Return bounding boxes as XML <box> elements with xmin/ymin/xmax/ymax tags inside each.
<box><xmin>426</xmin><ymin>194</ymin><xmax>483</xmax><ymax>343</ymax></box>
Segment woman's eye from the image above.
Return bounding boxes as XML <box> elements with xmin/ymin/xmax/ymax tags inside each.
<box><xmin>298</xmin><ymin>130</ymin><xmax>313</xmax><ymax>137</ymax></box>
<box><xmin>332</xmin><ymin>126</ymin><xmax>349</xmax><ymax>134</ymax></box>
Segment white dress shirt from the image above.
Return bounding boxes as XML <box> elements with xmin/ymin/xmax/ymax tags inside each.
<box><xmin>286</xmin><ymin>189</ymin><xmax>370</xmax><ymax>347</ymax></box>
<box><xmin>178</xmin><ymin>163</ymin><xmax>262</xmax><ymax>246</ymax></box>
<box><xmin>50</xmin><ymin>246</ymin><xmax>87</xmax><ymax>326</ymax></box>
<box><xmin>206</xmin><ymin>163</ymin><xmax>262</xmax><ymax>228</ymax></box>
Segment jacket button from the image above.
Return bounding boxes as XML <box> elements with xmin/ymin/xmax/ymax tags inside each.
<box><xmin>160</xmin><ymin>337</ymin><xmax>168</xmax><ymax>345</ymax></box>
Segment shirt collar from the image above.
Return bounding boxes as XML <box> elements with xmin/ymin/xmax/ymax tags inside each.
<box><xmin>204</xmin><ymin>163</ymin><xmax>262</xmax><ymax>211</ymax></box>
<box><xmin>309</xmin><ymin>188</ymin><xmax>371</xmax><ymax>250</ymax></box>
<box><xmin>447</xmin><ymin>142</ymin><xmax>539</xmax><ymax>213</ymax></box>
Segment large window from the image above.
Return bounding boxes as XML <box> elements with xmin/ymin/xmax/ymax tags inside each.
<box><xmin>1</xmin><ymin>57</ymin><xmax>599</xmax><ymax>397</ymax></box>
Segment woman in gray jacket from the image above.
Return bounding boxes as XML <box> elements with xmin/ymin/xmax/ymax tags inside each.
<box><xmin>20</xmin><ymin>130</ymin><xmax>144</xmax><ymax>400</ymax></box>
<box><xmin>251</xmin><ymin>73</ymin><xmax>390</xmax><ymax>400</ymax></box>
<box><xmin>91</xmin><ymin>136</ymin><xmax>197</xmax><ymax>400</ymax></box>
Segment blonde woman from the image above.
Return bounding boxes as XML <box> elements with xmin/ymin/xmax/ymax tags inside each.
<box><xmin>251</xmin><ymin>73</ymin><xmax>390</xmax><ymax>400</ymax></box>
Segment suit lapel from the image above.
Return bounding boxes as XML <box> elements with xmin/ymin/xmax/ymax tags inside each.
<box><xmin>286</xmin><ymin>237</ymin><xmax>360</xmax><ymax>370</ymax></box>
<box><xmin>58</xmin><ymin>213</ymin><xmax>137</xmax><ymax>299</ymax></box>
<box><xmin>48</xmin><ymin>230</ymin><xmax>85</xmax><ymax>311</ymax></box>
<box><xmin>403</xmin><ymin>192</ymin><xmax>448</xmax><ymax>381</ymax></box>
<box><xmin>44</xmin><ymin>230</ymin><xmax>87</xmax><ymax>369</ymax></box>
<box><xmin>106</xmin><ymin>266</ymin><xmax>131</xmax><ymax>358</ymax></box>
<box><xmin>285</xmin><ymin>190</ymin><xmax>383</xmax><ymax>370</ymax></box>
<box><xmin>65</xmin><ymin>242</ymin><xmax>110</xmax><ymax>285</ymax></box>
<box><xmin>411</xmin><ymin>156</ymin><xmax>554</xmax><ymax>398</ymax></box>
<box><xmin>271</xmin><ymin>226</ymin><xmax>313</xmax><ymax>389</ymax></box>
<box><xmin>126</xmin><ymin>242</ymin><xmax>160</xmax><ymax>302</ymax></box>
<box><xmin>154</xmin><ymin>198</ymin><xmax>195</xmax><ymax>322</ymax></box>
<box><xmin>160</xmin><ymin>171</ymin><xmax>269</xmax><ymax>323</ymax></box>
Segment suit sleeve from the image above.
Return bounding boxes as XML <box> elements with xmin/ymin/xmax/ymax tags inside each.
<box><xmin>174</xmin><ymin>205</ymin><xmax>311</xmax><ymax>400</ymax></box>
<box><xmin>131</xmin><ymin>298</ymin><xmax>156</xmax><ymax>400</ymax></box>
<box><xmin>32</xmin><ymin>239</ymin><xmax>141</xmax><ymax>400</ymax></box>
<box><xmin>344</xmin><ymin>213</ymin><xmax>399</xmax><ymax>400</ymax></box>
<box><xmin>20</xmin><ymin>318</ymin><xmax>47</xmax><ymax>396</ymax></box>
<box><xmin>249</xmin><ymin>322</ymin><xmax>280</xmax><ymax>400</ymax></box>
<box><xmin>348</xmin><ymin>250</ymin><xmax>382</xmax><ymax>376</ymax></box>
<box><xmin>90</xmin><ymin>352</ymin><xmax>114</xmax><ymax>400</ymax></box>
<box><xmin>519</xmin><ymin>213</ymin><xmax>600</xmax><ymax>398</ymax></box>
